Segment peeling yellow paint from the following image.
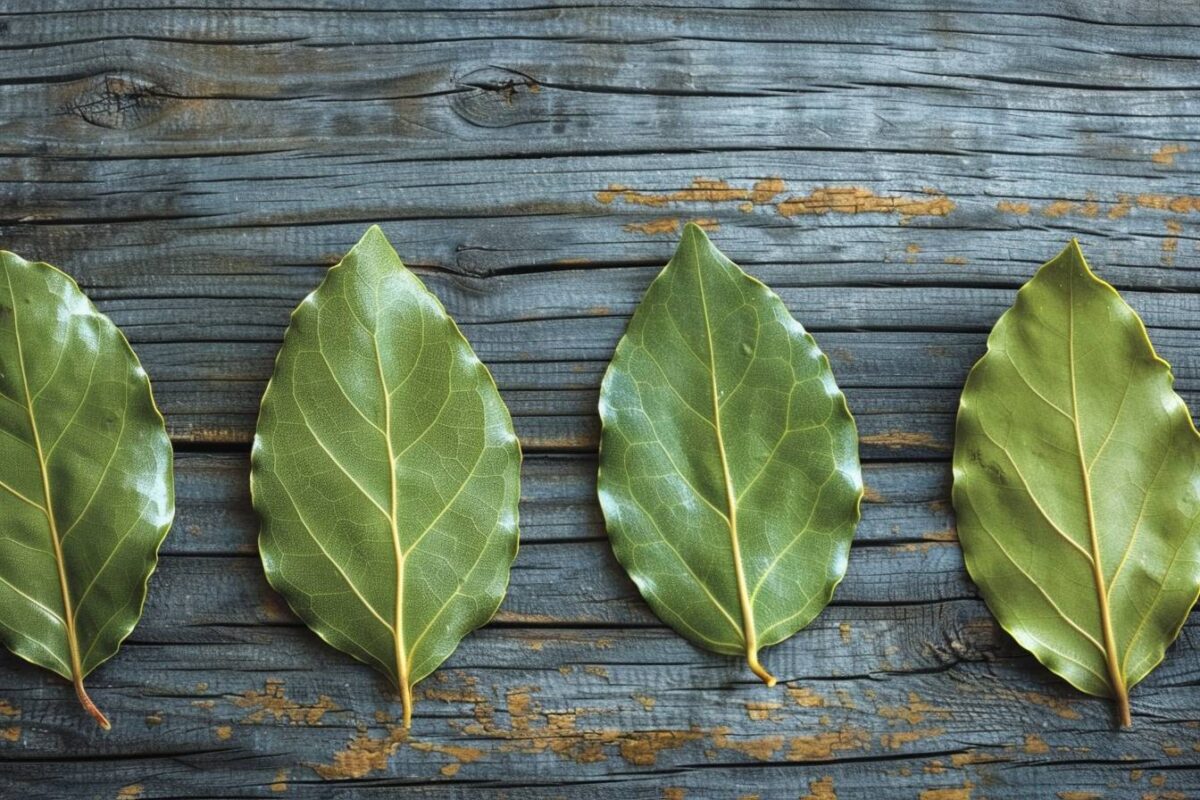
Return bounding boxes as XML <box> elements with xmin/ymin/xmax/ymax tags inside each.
<box><xmin>860</xmin><ymin>431</ymin><xmax>946</xmax><ymax>450</ymax></box>
<box><xmin>633</xmin><ymin>693</ymin><xmax>656</xmax><ymax>711</ymax></box>
<box><xmin>117</xmin><ymin>787</ymin><xmax>143</xmax><ymax>800</ymax></box>
<box><xmin>1057</xmin><ymin>792</ymin><xmax>1101</xmax><ymax>800</ymax></box>
<box><xmin>214</xmin><ymin>725</ymin><xmax>232</xmax><ymax>741</ymax></box>
<box><xmin>235</xmin><ymin>679</ymin><xmax>337</xmax><ymax>725</ymax></box>
<box><xmin>918</xmin><ymin>782</ymin><xmax>972</xmax><ymax>800</ymax></box>
<box><xmin>1152</xmin><ymin>144</ymin><xmax>1188</xmax><ymax>166</ymax></box>
<box><xmin>270</xmin><ymin>769</ymin><xmax>288</xmax><ymax>793</ymax></box>
<box><xmin>663</xmin><ymin>790</ymin><xmax>686</xmax><ymax>800</ymax></box>
<box><xmin>1019</xmin><ymin>691</ymin><xmax>1081</xmax><ymax>720</ymax></box>
<box><xmin>0</xmin><ymin>727</ymin><xmax>18</xmax><ymax>742</ymax></box>
<box><xmin>996</xmin><ymin>200</ymin><xmax>1031</xmax><ymax>215</ymax></box>
<box><xmin>584</xmin><ymin>665</ymin><xmax>610</xmax><ymax>679</ymax></box>
<box><xmin>777</xmin><ymin>186</ymin><xmax>954</xmax><ymax>221</ymax></box>
<box><xmin>744</xmin><ymin>701</ymin><xmax>784</xmax><ymax>721</ymax></box>
<box><xmin>411</xmin><ymin>741</ymin><xmax>484</xmax><ymax>776</ymax></box>
<box><xmin>711</xmin><ymin>727</ymin><xmax>785</xmax><ymax>760</ymax></box>
<box><xmin>0</xmin><ymin>700</ymin><xmax>19</xmax><ymax>718</ymax></box>
<box><xmin>787</xmin><ymin>728</ymin><xmax>870</xmax><ymax>760</ymax></box>
<box><xmin>801</xmin><ymin>776</ymin><xmax>838</xmax><ymax>800</ymax></box>
<box><xmin>944</xmin><ymin>256</ymin><xmax>968</xmax><ymax>265</ymax></box>
<box><xmin>839</xmin><ymin>622</ymin><xmax>853</xmax><ymax>643</ymax></box>
<box><xmin>787</xmin><ymin>686</ymin><xmax>826</xmax><ymax>708</ymax></box>
<box><xmin>879</xmin><ymin>693</ymin><xmax>949</xmax><ymax>725</ymax></box>
<box><xmin>880</xmin><ymin>728</ymin><xmax>945</xmax><ymax>749</ymax></box>
<box><xmin>314</xmin><ymin>725</ymin><xmax>408</xmax><ymax>780</ymax></box>
<box><xmin>1024</xmin><ymin>733</ymin><xmax>1050</xmax><ymax>754</ymax></box>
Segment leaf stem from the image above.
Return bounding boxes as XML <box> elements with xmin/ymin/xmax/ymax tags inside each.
<box><xmin>74</xmin><ymin>674</ymin><xmax>110</xmax><ymax>730</ymax></box>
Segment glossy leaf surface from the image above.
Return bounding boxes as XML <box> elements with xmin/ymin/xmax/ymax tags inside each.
<box><xmin>0</xmin><ymin>251</ymin><xmax>174</xmax><ymax>729</ymax></box>
<box><xmin>597</xmin><ymin>224</ymin><xmax>862</xmax><ymax>684</ymax></box>
<box><xmin>252</xmin><ymin>226</ymin><xmax>520</xmax><ymax>726</ymax></box>
<box><xmin>953</xmin><ymin>241</ymin><xmax>1200</xmax><ymax>727</ymax></box>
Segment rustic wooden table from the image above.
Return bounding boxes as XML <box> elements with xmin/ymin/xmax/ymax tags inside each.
<box><xmin>3</xmin><ymin>2</ymin><xmax>1200</xmax><ymax>797</ymax></box>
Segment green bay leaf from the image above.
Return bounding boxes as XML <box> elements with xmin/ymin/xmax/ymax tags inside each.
<box><xmin>252</xmin><ymin>226</ymin><xmax>520</xmax><ymax>726</ymax></box>
<box><xmin>953</xmin><ymin>241</ymin><xmax>1200</xmax><ymax>727</ymax></box>
<box><xmin>0</xmin><ymin>251</ymin><xmax>174</xmax><ymax>729</ymax></box>
<box><xmin>597</xmin><ymin>224</ymin><xmax>862</xmax><ymax>683</ymax></box>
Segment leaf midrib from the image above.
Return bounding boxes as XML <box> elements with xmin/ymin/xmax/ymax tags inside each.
<box><xmin>691</xmin><ymin>235</ymin><xmax>773</xmax><ymax>685</ymax></box>
<box><xmin>5</xmin><ymin>267</ymin><xmax>107</xmax><ymax>727</ymax></box>
<box><xmin>1066</xmin><ymin>264</ymin><xmax>1130</xmax><ymax>724</ymax></box>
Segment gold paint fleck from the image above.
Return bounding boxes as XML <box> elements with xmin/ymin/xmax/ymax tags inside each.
<box><xmin>144</xmin><ymin>712</ymin><xmax>163</xmax><ymax>727</ymax></box>
<box><xmin>1057</xmin><ymin>792</ymin><xmax>1101</xmax><ymax>800</ymax></box>
<box><xmin>633</xmin><ymin>693</ymin><xmax>656</xmax><ymax>712</ymax></box>
<box><xmin>235</xmin><ymin>679</ymin><xmax>337</xmax><ymax>725</ymax></box>
<box><xmin>860</xmin><ymin>431</ymin><xmax>947</xmax><ymax>451</ymax></box>
<box><xmin>663</xmin><ymin>790</ymin><xmax>685</xmax><ymax>800</ymax></box>
<box><xmin>214</xmin><ymin>725</ymin><xmax>232</xmax><ymax>741</ymax></box>
<box><xmin>1019</xmin><ymin>691</ymin><xmax>1081</xmax><ymax>720</ymax></box>
<box><xmin>786</xmin><ymin>728</ymin><xmax>870</xmax><ymax>760</ymax></box>
<box><xmin>712</xmin><ymin>727</ymin><xmax>785</xmax><ymax>760</ymax></box>
<box><xmin>918</xmin><ymin>782</ymin><xmax>973</xmax><ymax>800</ymax></box>
<box><xmin>880</xmin><ymin>728</ymin><xmax>945</xmax><ymax>749</ymax></box>
<box><xmin>623</xmin><ymin>217</ymin><xmax>680</xmax><ymax>235</ymax></box>
<box><xmin>879</xmin><ymin>693</ymin><xmax>949</xmax><ymax>725</ymax></box>
<box><xmin>944</xmin><ymin>256</ymin><xmax>968</xmax><ymax>265</ymax></box>
<box><xmin>801</xmin><ymin>776</ymin><xmax>837</xmax><ymax>800</ymax></box>
<box><xmin>1024</xmin><ymin>734</ymin><xmax>1050</xmax><ymax>754</ymax></box>
<box><xmin>411</xmin><ymin>741</ymin><xmax>484</xmax><ymax>776</ymax></box>
<box><xmin>584</xmin><ymin>665</ymin><xmax>610</xmax><ymax>679</ymax></box>
<box><xmin>787</xmin><ymin>686</ymin><xmax>826</xmax><ymax>708</ymax></box>
<box><xmin>777</xmin><ymin>186</ymin><xmax>954</xmax><ymax>221</ymax></box>
<box><xmin>996</xmin><ymin>200</ymin><xmax>1031</xmax><ymax>215</ymax></box>
<box><xmin>0</xmin><ymin>701</ymin><xmax>19</xmax><ymax>718</ymax></box>
<box><xmin>745</xmin><ymin>701</ymin><xmax>784</xmax><ymax>722</ymax></box>
<box><xmin>117</xmin><ymin>787</ymin><xmax>144</xmax><ymax>800</ymax></box>
<box><xmin>0</xmin><ymin>727</ymin><xmax>18</xmax><ymax>742</ymax></box>
<box><xmin>313</xmin><ymin>725</ymin><xmax>408</xmax><ymax>779</ymax></box>
<box><xmin>270</xmin><ymin>769</ymin><xmax>288</xmax><ymax>793</ymax></box>
<box><xmin>1152</xmin><ymin>144</ymin><xmax>1188</xmax><ymax>166</ymax></box>
<box><xmin>1163</xmin><ymin>742</ymin><xmax>1184</xmax><ymax>757</ymax></box>
<box><xmin>1043</xmin><ymin>200</ymin><xmax>1076</xmax><ymax>218</ymax></box>
<box><xmin>839</xmin><ymin>622</ymin><xmax>852</xmax><ymax>643</ymax></box>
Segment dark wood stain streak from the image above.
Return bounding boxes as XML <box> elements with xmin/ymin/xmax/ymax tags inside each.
<box><xmin>2</xmin><ymin>2</ymin><xmax>1200</xmax><ymax>797</ymax></box>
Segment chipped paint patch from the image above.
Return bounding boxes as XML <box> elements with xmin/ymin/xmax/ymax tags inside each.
<box><xmin>839</xmin><ymin>622</ymin><xmax>853</xmax><ymax>643</ymax></box>
<box><xmin>944</xmin><ymin>256</ymin><xmax>968</xmax><ymax>265</ymax></box>
<box><xmin>712</xmin><ymin>727</ymin><xmax>785</xmax><ymax>760</ymax></box>
<box><xmin>860</xmin><ymin>431</ymin><xmax>946</xmax><ymax>450</ymax></box>
<box><xmin>1152</xmin><ymin>144</ymin><xmax>1188</xmax><ymax>166</ymax></box>
<box><xmin>313</xmin><ymin>725</ymin><xmax>407</xmax><ymax>779</ymax></box>
<box><xmin>881</xmin><ymin>728</ymin><xmax>945</xmax><ymax>749</ymax></box>
<box><xmin>633</xmin><ymin>693</ymin><xmax>656</xmax><ymax>711</ymax></box>
<box><xmin>879</xmin><ymin>693</ymin><xmax>950</xmax><ymax>725</ymax></box>
<box><xmin>0</xmin><ymin>700</ymin><xmax>19</xmax><ymax>718</ymax></box>
<box><xmin>663</xmin><ymin>789</ymin><xmax>686</xmax><ymax>800</ymax></box>
<box><xmin>410</xmin><ymin>741</ymin><xmax>484</xmax><ymax>777</ymax></box>
<box><xmin>787</xmin><ymin>728</ymin><xmax>870</xmax><ymax>760</ymax></box>
<box><xmin>270</xmin><ymin>769</ymin><xmax>288</xmax><ymax>793</ymax></box>
<box><xmin>745</xmin><ymin>701</ymin><xmax>784</xmax><ymax>721</ymax></box>
<box><xmin>919</xmin><ymin>783</ymin><xmax>973</xmax><ymax>800</ymax></box>
<box><xmin>623</xmin><ymin>217</ymin><xmax>680</xmax><ymax>235</ymax></box>
<box><xmin>801</xmin><ymin>776</ymin><xmax>837</xmax><ymax>800</ymax></box>
<box><xmin>235</xmin><ymin>679</ymin><xmax>338</xmax><ymax>725</ymax></box>
<box><xmin>117</xmin><ymin>787</ymin><xmax>143</xmax><ymax>800</ymax></box>
<box><xmin>1057</xmin><ymin>792</ymin><xmax>1101</xmax><ymax>800</ymax></box>
<box><xmin>788</xmin><ymin>686</ymin><xmax>826</xmax><ymax>708</ymax></box>
<box><xmin>214</xmin><ymin>725</ymin><xmax>232</xmax><ymax>741</ymax></box>
<box><xmin>996</xmin><ymin>200</ymin><xmax>1030</xmax><ymax>215</ymax></box>
<box><xmin>1019</xmin><ymin>691</ymin><xmax>1081</xmax><ymax>720</ymax></box>
<box><xmin>777</xmin><ymin>186</ymin><xmax>954</xmax><ymax>221</ymax></box>
<box><xmin>0</xmin><ymin>727</ymin><xmax>18</xmax><ymax>742</ymax></box>
<box><xmin>1024</xmin><ymin>734</ymin><xmax>1050</xmax><ymax>754</ymax></box>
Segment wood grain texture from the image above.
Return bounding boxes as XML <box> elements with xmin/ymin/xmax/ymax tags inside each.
<box><xmin>3</xmin><ymin>1</ymin><xmax>1200</xmax><ymax>797</ymax></box>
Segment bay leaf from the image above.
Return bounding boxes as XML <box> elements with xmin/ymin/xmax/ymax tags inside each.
<box><xmin>0</xmin><ymin>251</ymin><xmax>174</xmax><ymax>730</ymax></box>
<box><xmin>953</xmin><ymin>240</ymin><xmax>1200</xmax><ymax>727</ymax></box>
<box><xmin>597</xmin><ymin>223</ymin><xmax>862</xmax><ymax>684</ymax></box>
<box><xmin>252</xmin><ymin>226</ymin><xmax>520</xmax><ymax>726</ymax></box>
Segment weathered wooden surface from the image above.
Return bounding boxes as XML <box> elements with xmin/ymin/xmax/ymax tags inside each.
<box><xmin>3</xmin><ymin>1</ymin><xmax>1200</xmax><ymax>797</ymax></box>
